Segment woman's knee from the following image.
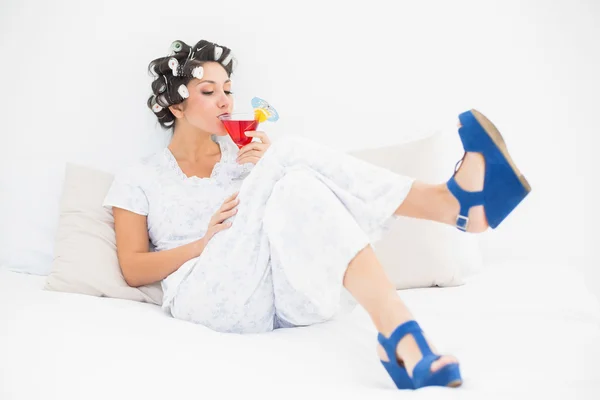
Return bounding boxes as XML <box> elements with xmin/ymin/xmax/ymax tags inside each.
<box><xmin>264</xmin><ymin>169</ymin><xmax>325</xmax><ymax>229</ymax></box>
<box><xmin>267</xmin><ymin>135</ymin><xmax>315</xmax><ymax>164</ymax></box>
<box><xmin>273</xmin><ymin>168</ymin><xmax>325</xmax><ymax>199</ymax></box>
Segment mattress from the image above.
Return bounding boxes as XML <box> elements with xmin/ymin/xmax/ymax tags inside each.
<box><xmin>1</xmin><ymin>261</ymin><xmax>599</xmax><ymax>400</ymax></box>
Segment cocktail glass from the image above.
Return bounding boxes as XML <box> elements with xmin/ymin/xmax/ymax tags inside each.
<box><xmin>218</xmin><ymin>112</ymin><xmax>259</xmax><ymax>149</ymax></box>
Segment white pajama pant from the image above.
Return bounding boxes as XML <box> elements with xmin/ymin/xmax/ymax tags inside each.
<box><xmin>170</xmin><ymin>135</ymin><xmax>415</xmax><ymax>334</ymax></box>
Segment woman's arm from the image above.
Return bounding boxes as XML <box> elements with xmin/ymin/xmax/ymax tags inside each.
<box><xmin>113</xmin><ymin>207</ymin><xmax>206</xmax><ymax>287</ymax></box>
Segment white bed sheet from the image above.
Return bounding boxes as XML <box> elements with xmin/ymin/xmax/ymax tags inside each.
<box><xmin>1</xmin><ymin>261</ymin><xmax>600</xmax><ymax>400</ymax></box>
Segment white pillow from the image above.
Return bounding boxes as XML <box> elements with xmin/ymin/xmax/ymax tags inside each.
<box><xmin>44</xmin><ymin>163</ymin><xmax>162</xmax><ymax>304</ymax></box>
<box><xmin>349</xmin><ymin>130</ymin><xmax>482</xmax><ymax>289</ymax></box>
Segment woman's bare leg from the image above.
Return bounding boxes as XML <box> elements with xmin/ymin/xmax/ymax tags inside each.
<box><xmin>343</xmin><ymin>128</ymin><xmax>489</xmax><ymax>378</ymax></box>
<box><xmin>394</xmin><ymin>141</ymin><xmax>488</xmax><ymax>233</ymax></box>
<box><xmin>343</xmin><ymin>245</ymin><xmax>458</xmax><ymax>377</ymax></box>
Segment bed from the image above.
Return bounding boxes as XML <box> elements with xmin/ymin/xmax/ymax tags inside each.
<box><xmin>2</xmin><ymin>260</ymin><xmax>599</xmax><ymax>400</ymax></box>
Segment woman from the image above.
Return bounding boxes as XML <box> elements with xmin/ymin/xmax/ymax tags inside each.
<box><xmin>103</xmin><ymin>39</ymin><xmax>531</xmax><ymax>390</ymax></box>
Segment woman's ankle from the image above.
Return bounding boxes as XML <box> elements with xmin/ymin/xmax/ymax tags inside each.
<box><xmin>394</xmin><ymin>181</ymin><xmax>458</xmax><ymax>227</ymax></box>
<box><xmin>372</xmin><ymin>293</ymin><xmax>414</xmax><ymax>336</ymax></box>
<box><xmin>436</xmin><ymin>183</ymin><xmax>460</xmax><ymax>226</ymax></box>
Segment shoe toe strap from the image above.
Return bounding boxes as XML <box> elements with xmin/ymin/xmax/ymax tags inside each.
<box><xmin>412</xmin><ymin>354</ymin><xmax>442</xmax><ymax>386</ymax></box>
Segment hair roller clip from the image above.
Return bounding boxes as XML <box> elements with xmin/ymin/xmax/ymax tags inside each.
<box><xmin>191</xmin><ymin>66</ymin><xmax>204</xmax><ymax>80</ymax></box>
<box><xmin>164</xmin><ymin>120</ymin><xmax>174</xmax><ymax>127</ymax></box>
<box><xmin>177</xmin><ymin>84</ymin><xmax>189</xmax><ymax>99</ymax></box>
<box><xmin>220</xmin><ymin>52</ymin><xmax>233</xmax><ymax>67</ymax></box>
<box><xmin>178</xmin><ymin>48</ymin><xmax>193</xmax><ymax>77</ymax></box>
<box><xmin>214</xmin><ymin>46</ymin><xmax>223</xmax><ymax>61</ymax></box>
<box><xmin>168</xmin><ymin>58</ymin><xmax>179</xmax><ymax>76</ymax></box>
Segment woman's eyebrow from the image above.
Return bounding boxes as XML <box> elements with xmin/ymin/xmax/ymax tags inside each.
<box><xmin>196</xmin><ymin>79</ymin><xmax>232</xmax><ymax>86</ymax></box>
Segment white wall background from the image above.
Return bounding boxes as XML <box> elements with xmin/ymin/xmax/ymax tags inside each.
<box><xmin>1</xmin><ymin>1</ymin><xmax>598</xmax><ymax>297</ymax></box>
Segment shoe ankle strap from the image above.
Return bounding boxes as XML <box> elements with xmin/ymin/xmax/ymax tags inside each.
<box><xmin>446</xmin><ymin>176</ymin><xmax>485</xmax><ymax>231</ymax></box>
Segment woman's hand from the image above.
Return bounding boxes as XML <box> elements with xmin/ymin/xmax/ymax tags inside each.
<box><xmin>201</xmin><ymin>191</ymin><xmax>239</xmax><ymax>247</ymax></box>
<box><xmin>236</xmin><ymin>131</ymin><xmax>271</xmax><ymax>165</ymax></box>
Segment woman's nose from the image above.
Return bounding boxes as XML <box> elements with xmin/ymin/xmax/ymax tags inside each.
<box><xmin>218</xmin><ymin>92</ymin><xmax>231</xmax><ymax>109</ymax></box>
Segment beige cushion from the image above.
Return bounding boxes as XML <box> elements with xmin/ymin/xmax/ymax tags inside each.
<box><xmin>349</xmin><ymin>130</ymin><xmax>482</xmax><ymax>289</ymax></box>
<box><xmin>45</xmin><ymin>163</ymin><xmax>162</xmax><ymax>305</ymax></box>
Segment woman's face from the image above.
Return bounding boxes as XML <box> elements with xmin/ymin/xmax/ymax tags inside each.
<box><xmin>174</xmin><ymin>61</ymin><xmax>234</xmax><ymax>135</ymax></box>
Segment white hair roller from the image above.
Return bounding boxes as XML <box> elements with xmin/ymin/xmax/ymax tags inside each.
<box><xmin>214</xmin><ymin>46</ymin><xmax>223</xmax><ymax>61</ymax></box>
<box><xmin>152</xmin><ymin>102</ymin><xmax>163</xmax><ymax>113</ymax></box>
<box><xmin>177</xmin><ymin>84</ymin><xmax>189</xmax><ymax>99</ymax></box>
<box><xmin>151</xmin><ymin>95</ymin><xmax>164</xmax><ymax>113</ymax></box>
<box><xmin>171</xmin><ymin>40</ymin><xmax>184</xmax><ymax>53</ymax></box>
<box><xmin>156</xmin><ymin>94</ymin><xmax>169</xmax><ymax>108</ymax></box>
<box><xmin>158</xmin><ymin>75</ymin><xmax>168</xmax><ymax>93</ymax></box>
<box><xmin>168</xmin><ymin>58</ymin><xmax>179</xmax><ymax>76</ymax></box>
<box><xmin>221</xmin><ymin>52</ymin><xmax>233</xmax><ymax>67</ymax></box>
<box><xmin>191</xmin><ymin>66</ymin><xmax>204</xmax><ymax>80</ymax></box>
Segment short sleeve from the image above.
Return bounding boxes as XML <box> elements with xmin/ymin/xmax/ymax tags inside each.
<box><xmin>102</xmin><ymin>165</ymin><xmax>149</xmax><ymax>216</ymax></box>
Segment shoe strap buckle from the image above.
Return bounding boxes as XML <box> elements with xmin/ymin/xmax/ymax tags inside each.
<box><xmin>456</xmin><ymin>215</ymin><xmax>469</xmax><ymax>231</ymax></box>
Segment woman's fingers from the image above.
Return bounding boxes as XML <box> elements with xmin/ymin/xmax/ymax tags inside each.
<box><xmin>205</xmin><ymin>192</ymin><xmax>238</xmax><ymax>242</ymax></box>
<box><xmin>224</xmin><ymin>191</ymin><xmax>239</xmax><ymax>205</ymax></box>
<box><xmin>207</xmin><ymin>191</ymin><xmax>239</xmax><ymax>233</ymax></box>
<box><xmin>237</xmin><ymin>143</ymin><xmax>266</xmax><ymax>159</ymax></box>
<box><xmin>228</xmin><ymin>191</ymin><xmax>239</xmax><ymax>200</ymax></box>
<box><xmin>237</xmin><ymin>156</ymin><xmax>261</xmax><ymax>165</ymax></box>
<box><xmin>220</xmin><ymin>193</ymin><xmax>240</xmax><ymax>212</ymax></box>
<box><xmin>222</xmin><ymin>197</ymin><xmax>240</xmax><ymax>212</ymax></box>
<box><xmin>217</xmin><ymin>221</ymin><xmax>232</xmax><ymax>230</ymax></box>
<box><xmin>220</xmin><ymin>207</ymin><xmax>238</xmax><ymax>221</ymax></box>
<box><xmin>207</xmin><ymin>221</ymin><xmax>232</xmax><ymax>241</ymax></box>
<box><xmin>244</xmin><ymin>131</ymin><xmax>271</xmax><ymax>145</ymax></box>
<box><xmin>237</xmin><ymin>149</ymin><xmax>263</xmax><ymax>163</ymax></box>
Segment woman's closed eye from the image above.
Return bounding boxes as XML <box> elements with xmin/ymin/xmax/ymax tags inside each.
<box><xmin>202</xmin><ymin>91</ymin><xmax>233</xmax><ymax>95</ymax></box>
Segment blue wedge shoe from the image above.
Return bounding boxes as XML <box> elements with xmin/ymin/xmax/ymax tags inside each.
<box><xmin>377</xmin><ymin>335</ymin><xmax>413</xmax><ymax>389</ymax></box>
<box><xmin>378</xmin><ymin>320</ymin><xmax>462</xmax><ymax>389</ymax></box>
<box><xmin>447</xmin><ymin>109</ymin><xmax>531</xmax><ymax>231</ymax></box>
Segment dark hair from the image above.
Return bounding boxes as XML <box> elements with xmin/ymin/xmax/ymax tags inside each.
<box><xmin>146</xmin><ymin>39</ymin><xmax>236</xmax><ymax>130</ymax></box>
